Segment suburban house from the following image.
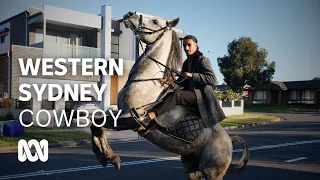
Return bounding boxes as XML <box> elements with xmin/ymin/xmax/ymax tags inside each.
<box><xmin>0</xmin><ymin>4</ymin><xmax>186</xmax><ymax>123</ymax></box>
<box><xmin>245</xmin><ymin>78</ymin><xmax>320</xmax><ymax>105</ymax></box>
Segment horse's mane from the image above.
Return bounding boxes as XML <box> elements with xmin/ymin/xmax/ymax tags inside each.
<box><xmin>163</xmin><ymin>30</ymin><xmax>183</xmax><ymax>81</ymax></box>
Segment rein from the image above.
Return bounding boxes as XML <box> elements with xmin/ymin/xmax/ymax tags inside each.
<box><xmin>123</xmin><ymin>14</ymin><xmax>188</xmax><ymax>111</ymax></box>
<box><xmin>131</xmin><ymin>15</ymin><xmax>187</xmax><ymax>84</ymax></box>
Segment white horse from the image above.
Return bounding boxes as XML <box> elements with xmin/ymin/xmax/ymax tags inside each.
<box><xmin>90</xmin><ymin>12</ymin><xmax>248</xmax><ymax>180</ymax></box>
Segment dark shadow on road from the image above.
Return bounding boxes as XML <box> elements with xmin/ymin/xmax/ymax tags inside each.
<box><xmin>224</xmin><ymin>164</ymin><xmax>320</xmax><ymax>180</ymax></box>
<box><xmin>1</xmin><ymin>140</ymin><xmax>320</xmax><ymax>180</ymax></box>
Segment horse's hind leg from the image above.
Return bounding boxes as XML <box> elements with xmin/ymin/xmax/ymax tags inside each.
<box><xmin>199</xmin><ymin>126</ymin><xmax>233</xmax><ymax>180</ymax></box>
<box><xmin>199</xmin><ymin>147</ymin><xmax>230</xmax><ymax>180</ymax></box>
<box><xmin>181</xmin><ymin>153</ymin><xmax>202</xmax><ymax>180</ymax></box>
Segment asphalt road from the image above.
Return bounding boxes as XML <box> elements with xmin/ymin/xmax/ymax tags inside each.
<box><xmin>0</xmin><ymin>112</ymin><xmax>319</xmax><ymax>180</ymax></box>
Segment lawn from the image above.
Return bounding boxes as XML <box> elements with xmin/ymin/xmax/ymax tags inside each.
<box><xmin>0</xmin><ymin>129</ymin><xmax>90</xmax><ymax>148</ymax></box>
<box><xmin>226</xmin><ymin>113</ymin><xmax>253</xmax><ymax>119</ymax></box>
<box><xmin>244</xmin><ymin>104</ymin><xmax>319</xmax><ymax>113</ymax></box>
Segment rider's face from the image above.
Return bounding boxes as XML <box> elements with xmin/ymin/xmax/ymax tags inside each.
<box><xmin>183</xmin><ymin>39</ymin><xmax>198</xmax><ymax>56</ymax></box>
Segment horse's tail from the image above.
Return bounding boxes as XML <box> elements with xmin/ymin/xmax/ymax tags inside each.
<box><xmin>226</xmin><ymin>135</ymin><xmax>249</xmax><ymax>173</ymax></box>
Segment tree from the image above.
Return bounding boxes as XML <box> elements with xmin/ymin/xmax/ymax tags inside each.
<box><xmin>217</xmin><ymin>37</ymin><xmax>275</xmax><ymax>93</ymax></box>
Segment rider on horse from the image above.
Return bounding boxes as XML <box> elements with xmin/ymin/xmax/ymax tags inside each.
<box><xmin>135</xmin><ymin>35</ymin><xmax>227</xmax><ymax>129</ymax></box>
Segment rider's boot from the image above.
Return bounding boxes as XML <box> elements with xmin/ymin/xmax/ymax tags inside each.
<box><xmin>130</xmin><ymin>108</ymin><xmax>154</xmax><ymax>128</ymax></box>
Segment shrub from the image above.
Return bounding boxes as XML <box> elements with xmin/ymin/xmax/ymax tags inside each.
<box><xmin>214</xmin><ymin>88</ymin><xmax>226</xmax><ymax>101</ymax></box>
<box><xmin>225</xmin><ymin>90</ymin><xmax>242</xmax><ymax>101</ymax></box>
<box><xmin>0</xmin><ymin>112</ymin><xmax>15</xmax><ymax>121</ymax></box>
<box><xmin>214</xmin><ymin>89</ymin><xmax>242</xmax><ymax>101</ymax></box>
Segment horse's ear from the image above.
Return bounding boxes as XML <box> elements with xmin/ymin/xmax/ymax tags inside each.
<box><xmin>168</xmin><ymin>18</ymin><xmax>179</xmax><ymax>28</ymax></box>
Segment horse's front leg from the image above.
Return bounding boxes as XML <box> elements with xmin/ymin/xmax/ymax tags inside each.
<box><xmin>90</xmin><ymin>124</ymin><xmax>121</xmax><ymax>169</ymax></box>
<box><xmin>90</xmin><ymin>109</ymin><xmax>142</xmax><ymax>169</ymax></box>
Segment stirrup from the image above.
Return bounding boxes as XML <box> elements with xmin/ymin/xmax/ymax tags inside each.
<box><xmin>130</xmin><ymin>107</ymin><xmax>152</xmax><ymax>128</ymax></box>
<box><xmin>131</xmin><ymin>107</ymin><xmax>147</xmax><ymax>119</ymax></box>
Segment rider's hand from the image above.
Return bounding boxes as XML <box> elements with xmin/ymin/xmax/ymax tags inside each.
<box><xmin>184</xmin><ymin>72</ymin><xmax>193</xmax><ymax>78</ymax></box>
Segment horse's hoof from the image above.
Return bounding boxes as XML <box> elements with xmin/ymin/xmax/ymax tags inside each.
<box><xmin>110</xmin><ymin>154</ymin><xmax>121</xmax><ymax>169</ymax></box>
<box><xmin>99</xmin><ymin>157</ymin><xmax>108</xmax><ymax>167</ymax></box>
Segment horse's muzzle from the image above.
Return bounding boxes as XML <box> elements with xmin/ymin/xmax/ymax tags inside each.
<box><xmin>123</xmin><ymin>20</ymin><xmax>131</xmax><ymax>28</ymax></box>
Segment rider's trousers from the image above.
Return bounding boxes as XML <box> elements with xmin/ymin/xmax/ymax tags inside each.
<box><xmin>152</xmin><ymin>89</ymin><xmax>198</xmax><ymax>117</ymax></box>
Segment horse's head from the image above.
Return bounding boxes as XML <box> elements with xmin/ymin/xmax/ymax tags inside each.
<box><xmin>123</xmin><ymin>11</ymin><xmax>179</xmax><ymax>44</ymax></box>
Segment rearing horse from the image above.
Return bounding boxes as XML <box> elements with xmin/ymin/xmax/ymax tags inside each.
<box><xmin>90</xmin><ymin>12</ymin><xmax>248</xmax><ymax>180</ymax></box>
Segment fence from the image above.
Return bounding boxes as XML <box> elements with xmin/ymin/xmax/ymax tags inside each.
<box><xmin>44</xmin><ymin>41</ymin><xmax>101</xmax><ymax>59</ymax></box>
<box><xmin>219</xmin><ymin>100</ymin><xmax>244</xmax><ymax>116</ymax></box>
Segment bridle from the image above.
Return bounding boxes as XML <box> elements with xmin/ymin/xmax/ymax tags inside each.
<box><xmin>130</xmin><ymin>15</ymin><xmax>172</xmax><ymax>43</ymax></box>
<box><xmin>121</xmin><ymin>14</ymin><xmax>188</xmax><ymax>110</ymax></box>
<box><xmin>124</xmin><ymin>15</ymin><xmax>187</xmax><ymax>82</ymax></box>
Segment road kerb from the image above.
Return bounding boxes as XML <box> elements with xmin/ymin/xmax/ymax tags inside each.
<box><xmin>224</xmin><ymin>118</ymin><xmax>282</xmax><ymax>131</ymax></box>
<box><xmin>0</xmin><ymin>118</ymin><xmax>283</xmax><ymax>151</ymax></box>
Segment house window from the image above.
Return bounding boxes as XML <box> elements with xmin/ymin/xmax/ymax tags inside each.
<box><xmin>289</xmin><ymin>90</ymin><xmax>300</xmax><ymax>100</ymax></box>
<box><xmin>253</xmin><ymin>91</ymin><xmax>266</xmax><ymax>104</ymax></box>
<box><xmin>111</xmin><ymin>35</ymin><xmax>119</xmax><ymax>44</ymax></box>
<box><xmin>41</xmin><ymin>100</ymin><xmax>54</xmax><ymax>110</ymax></box>
<box><xmin>301</xmin><ymin>90</ymin><xmax>314</xmax><ymax>101</ymax></box>
<box><xmin>288</xmin><ymin>90</ymin><xmax>315</xmax><ymax>104</ymax></box>
<box><xmin>111</xmin><ymin>44</ymin><xmax>119</xmax><ymax>54</ymax></box>
<box><xmin>0</xmin><ymin>34</ymin><xmax>8</xmax><ymax>43</ymax></box>
<box><xmin>253</xmin><ymin>91</ymin><xmax>266</xmax><ymax>100</ymax></box>
<box><xmin>111</xmin><ymin>35</ymin><xmax>119</xmax><ymax>59</ymax></box>
<box><xmin>35</xmin><ymin>28</ymin><xmax>43</xmax><ymax>43</ymax></box>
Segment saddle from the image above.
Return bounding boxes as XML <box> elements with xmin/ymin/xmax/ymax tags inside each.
<box><xmin>154</xmin><ymin>105</ymin><xmax>205</xmax><ymax>144</ymax></box>
<box><xmin>130</xmin><ymin>86</ymin><xmax>205</xmax><ymax>143</ymax></box>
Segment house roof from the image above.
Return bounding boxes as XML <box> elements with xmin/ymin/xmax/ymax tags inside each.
<box><xmin>0</xmin><ymin>11</ymin><xmax>27</xmax><ymax>25</ymax></box>
<box><xmin>250</xmin><ymin>78</ymin><xmax>320</xmax><ymax>91</ymax></box>
<box><xmin>0</xmin><ymin>8</ymin><xmax>43</xmax><ymax>25</ymax></box>
<box><xmin>284</xmin><ymin>79</ymin><xmax>320</xmax><ymax>90</ymax></box>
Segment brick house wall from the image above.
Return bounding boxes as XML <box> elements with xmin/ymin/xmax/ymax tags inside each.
<box><xmin>317</xmin><ymin>90</ymin><xmax>320</xmax><ymax>105</ymax></box>
<box><xmin>278</xmin><ymin>91</ymin><xmax>283</xmax><ymax>105</ymax></box>
<box><xmin>28</xmin><ymin>26</ymin><xmax>36</xmax><ymax>45</ymax></box>
<box><xmin>265</xmin><ymin>91</ymin><xmax>271</xmax><ymax>104</ymax></box>
<box><xmin>0</xmin><ymin>55</ymin><xmax>8</xmax><ymax>95</ymax></box>
<box><xmin>282</xmin><ymin>91</ymin><xmax>289</xmax><ymax>104</ymax></box>
<box><xmin>311</xmin><ymin>89</ymin><xmax>318</xmax><ymax>104</ymax></box>
<box><xmin>245</xmin><ymin>91</ymin><xmax>253</xmax><ymax>104</ymax></box>
<box><xmin>11</xmin><ymin>45</ymin><xmax>100</xmax><ymax>99</ymax></box>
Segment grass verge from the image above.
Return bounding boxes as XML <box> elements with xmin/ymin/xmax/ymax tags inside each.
<box><xmin>226</xmin><ymin>113</ymin><xmax>253</xmax><ymax>119</ymax></box>
<box><xmin>0</xmin><ymin>130</ymin><xmax>90</xmax><ymax>148</ymax></box>
<box><xmin>0</xmin><ymin>114</ymin><xmax>280</xmax><ymax>148</ymax></box>
<box><xmin>220</xmin><ymin>115</ymin><xmax>279</xmax><ymax>127</ymax></box>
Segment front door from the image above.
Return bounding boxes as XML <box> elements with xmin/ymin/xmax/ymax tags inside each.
<box><xmin>110</xmin><ymin>75</ymin><xmax>118</xmax><ymax>105</ymax></box>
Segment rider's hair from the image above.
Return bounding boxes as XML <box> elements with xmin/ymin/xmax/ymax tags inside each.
<box><xmin>183</xmin><ymin>35</ymin><xmax>203</xmax><ymax>57</ymax></box>
<box><xmin>183</xmin><ymin>35</ymin><xmax>198</xmax><ymax>50</ymax></box>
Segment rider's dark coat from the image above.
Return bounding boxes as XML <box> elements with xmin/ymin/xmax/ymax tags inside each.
<box><xmin>177</xmin><ymin>51</ymin><xmax>226</xmax><ymax>127</ymax></box>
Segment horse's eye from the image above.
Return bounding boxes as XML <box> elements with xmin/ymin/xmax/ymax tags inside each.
<box><xmin>153</xmin><ymin>19</ymin><xmax>158</xmax><ymax>24</ymax></box>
